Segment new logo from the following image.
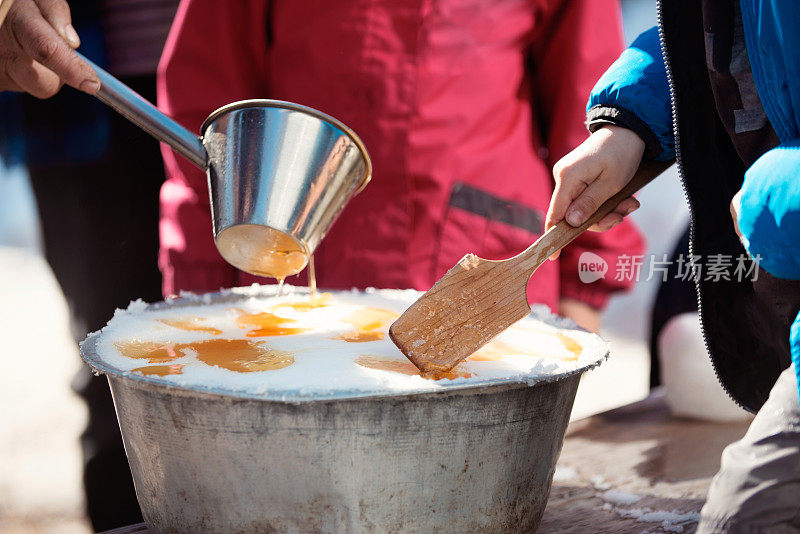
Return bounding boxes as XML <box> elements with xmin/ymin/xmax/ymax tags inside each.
<box><xmin>578</xmin><ymin>252</ymin><xmax>608</xmax><ymax>284</ymax></box>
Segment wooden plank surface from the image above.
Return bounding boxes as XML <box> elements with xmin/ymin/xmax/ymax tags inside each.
<box><xmin>539</xmin><ymin>391</ymin><xmax>750</xmax><ymax>533</ymax></box>
<box><xmin>100</xmin><ymin>524</ymin><xmax>148</xmax><ymax>534</ymax></box>
<box><xmin>102</xmin><ymin>392</ymin><xmax>750</xmax><ymax>534</ymax></box>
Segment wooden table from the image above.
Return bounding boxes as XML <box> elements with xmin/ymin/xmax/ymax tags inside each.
<box><xmin>102</xmin><ymin>392</ymin><xmax>750</xmax><ymax>534</ymax></box>
<box><xmin>539</xmin><ymin>391</ymin><xmax>750</xmax><ymax>533</ymax></box>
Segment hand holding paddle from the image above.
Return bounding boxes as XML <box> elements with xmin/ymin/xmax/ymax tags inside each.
<box><xmin>390</xmin><ymin>158</ymin><xmax>670</xmax><ymax>374</ymax></box>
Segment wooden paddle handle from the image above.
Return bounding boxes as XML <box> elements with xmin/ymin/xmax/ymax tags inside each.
<box><xmin>0</xmin><ymin>0</ymin><xmax>15</xmax><ymax>29</ymax></box>
<box><xmin>513</xmin><ymin>159</ymin><xmax>671</xmax><ymax>272</ymax></box>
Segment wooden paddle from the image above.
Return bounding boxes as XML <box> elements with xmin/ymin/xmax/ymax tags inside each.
<box><xmin>389</xmin><ymin>159</ymin><xmax>670</xmax><ymax>374</ymax></box>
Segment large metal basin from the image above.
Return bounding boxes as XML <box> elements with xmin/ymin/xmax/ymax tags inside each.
<box><xmin>80</xmin><ymin>289</ymin><xmax>606</xmax><ymax>533</ymax></box>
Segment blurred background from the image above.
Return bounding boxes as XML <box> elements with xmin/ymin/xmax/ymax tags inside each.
<box><xmin>0</xmin><ymin>1</ymin><xmax>703</xmax><ymax>532</ymax></box>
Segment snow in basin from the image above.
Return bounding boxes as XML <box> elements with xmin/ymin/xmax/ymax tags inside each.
<box><xmin>84</xmin><ymin>285</ymin><xmax>608</xmax><ymax>399</ymax></box>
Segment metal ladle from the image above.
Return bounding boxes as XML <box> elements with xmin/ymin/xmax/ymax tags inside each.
<box><xmin>79</xmin><ymin>53</ymin><xmax>372</xmax><ymax>279</ymax></box>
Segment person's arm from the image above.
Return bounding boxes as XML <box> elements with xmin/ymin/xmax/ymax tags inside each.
<box><xmin>791</xmin><ymin>314</ymin><xmax>800</xmax><ymax>396</ymax></box>
<box><xmin>0</xmin><ymin>0</ymin><xmax>98</xmax><ymax>97</ymax></box>
<box><xmin>733</xmin><ymin>141</ymin><xmax>800</xmax><ymax>395</ymax></box>
<box><xmin>546</xmin><ymin>26</ymin><xmax>674</xmax><ymax>235</ymax></box>
<box><xmin>158</xmin><ymin>0</ymin><xmax>270</xmax><ymax>296</ymax></box>
<box><xmin>735</xmin><ymin>141</ymin><xmax>800</xmax><ymax>280</ymax></box>
<box><xmin>585</xmin><ymin>26</ymin><xmax>674</xmax><ymax>163</ymax></box>
<box><xmin>531</xmin><ymin>0</ymin><xmax>646</xmax><ymax>321</ymax></box>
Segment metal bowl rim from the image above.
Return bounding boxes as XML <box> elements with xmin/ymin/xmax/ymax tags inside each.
<box><xmin>101</xmin><ymin>368</ymin><xmax>588</xmax><ymax>407</ymax></box>
<box><xmin>200</xmin><ymin>99</ymin><xmax>372</xmax><ymax>194</ymax></box>
<box><xmin>79</xmin><ymin>286</ymin><xmax>608</xmax><ymax>404</ymax></box>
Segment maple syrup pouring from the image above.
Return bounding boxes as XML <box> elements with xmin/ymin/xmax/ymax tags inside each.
<box><xmin>308</xmin><ymin>254</ymin><xmax>317</xmax><ymax>298</ymax></box>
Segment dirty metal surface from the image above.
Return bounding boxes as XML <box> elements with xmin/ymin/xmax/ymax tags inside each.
<box><xmin>102</xmin><ymin>392</ymin><xmax>750</xmax><ymax>534</ymax></box>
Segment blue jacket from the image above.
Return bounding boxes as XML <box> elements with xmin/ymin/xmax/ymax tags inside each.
<box><xmin>588</xmin><ymin>1</ymin><xmax>800</xmax><ymax>403</ymax></box>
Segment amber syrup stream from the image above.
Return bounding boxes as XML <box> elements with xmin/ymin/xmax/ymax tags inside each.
<box><xmin>308</xmin><ymin>255</ymin><xmax>317</xmax><ymax>298</ymax></box>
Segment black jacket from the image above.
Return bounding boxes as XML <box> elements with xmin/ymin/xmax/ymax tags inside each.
<box><xmin>598</xmin><ymin>1</ymin><xmax>800</xmax><ymax>412</ymax></box>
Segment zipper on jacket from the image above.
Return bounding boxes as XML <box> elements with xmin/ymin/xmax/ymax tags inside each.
<box><xmin>655</xmin><ymin>0</ymin><xmax>746</xmax><ymax>410</ymax></box>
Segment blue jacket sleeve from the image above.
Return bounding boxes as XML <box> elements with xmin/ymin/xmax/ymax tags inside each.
<box><xmin>791</xmin><ymin>313</ymin><xmax>800</xmax><ymax>400</ymax></box>
<box><xmin>586</xmin><ymin>26</ymin><xmax>675</xmax><ymax>161</ymax></box>
<box><xmin>737</xmin><ymin>140</ymin><xmax>800</xmax><ymax>280</ymax></box>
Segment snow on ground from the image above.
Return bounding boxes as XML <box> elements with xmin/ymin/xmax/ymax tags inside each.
<box><xmin>0</xmin><ymin>247</ymin><xmax>90</xmax><ymax>534</ymax></box>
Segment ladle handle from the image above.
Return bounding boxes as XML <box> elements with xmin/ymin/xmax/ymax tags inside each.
<box><xmin>77</xmin><ymin>52</ymin><xmax>208</xmax><ymax>169</ymax></box>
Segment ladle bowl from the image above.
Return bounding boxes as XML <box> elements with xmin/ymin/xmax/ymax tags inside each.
<box><xmin>202</xmin><ymin>101</ymin><xmax>370</xmax><ymax>278</ymax></box>
<box><xmin>78</xmin><ymin>54</ymin><xmax>372</xmax><ymax>278</ymax></box>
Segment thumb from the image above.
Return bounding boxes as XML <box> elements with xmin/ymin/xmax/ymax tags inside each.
<box><xmin>563</xmin><ymin>167</ymin><xmax>623</xmax><ymax>227</ymax></box>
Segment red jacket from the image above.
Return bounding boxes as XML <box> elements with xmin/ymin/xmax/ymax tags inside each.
<box><xmin>158</xmin><ymin>0</ymin><xmax>644</xmax><ymax>311</ymax></box>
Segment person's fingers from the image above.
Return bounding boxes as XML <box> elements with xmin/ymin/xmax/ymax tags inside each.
<box><xmin>587</xmin><ymin>212</ymin><xmax>623</xmax><ymax>232</ymax></box>
<box><xmin>6</xmin><ymin>53</ymin><xmax>62</xmax><ymax>97</ymax></box>
<box><xmin>548</xmin><ymin>194</ymin><xmax>638</xmax><ymax>256</ymax></box>
<box><xmin>586</xmin><ymin>196</ymin><xmax>639</xmax><ymax>232</ymax></box>
<box><xmin>545</xmin><ymin>149</ymin><xmax>605</xmax><ymax>261</ymax></box>
<box><xmin>615</xmin><ymin>196</ymin><xmax>640</xmax><ymax>215</ymax></box>
<box><xmin>588</xmin><ymin>196</ymin><xmax>639</xmax><ymax>231</ymax></box>
<box><xmin>545</xmin><ymin>125</ymin><xmax>646</xmax><ymax>260</ymax></box>
<box><xmin>34</xmin><ymin>0</ymin><xmax>79</xmax><ymax>47</ymax></box>
<box><xmin>7</xmin><ymin>0</ymin><xmax>98</xmax><ymax>93</ymax></box>
<box><xmin>546</xmin><ymin>154</ymin><xmax>601</xmax><ymax>231</ymax></box>
<box><xmin>563</xmin><ymin>164</ymin><xmax>636</xmax><ymax>227</ymax></box>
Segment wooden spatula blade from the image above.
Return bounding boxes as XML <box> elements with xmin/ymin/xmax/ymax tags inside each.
<box><xmin>389</xmin><ymin>253</ymin><xmax>532</xmax><ymax>373</ymax></box>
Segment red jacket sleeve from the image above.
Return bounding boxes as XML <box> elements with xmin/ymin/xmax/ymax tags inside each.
<box><xmin>157</xmin><ymin>0</ymin><xmax>270</xmax><ymax>297</ymax></box>
<box><xmin>531</xmin><ymin>0</ymin><xmax>646</xmax><ymax>309</ymax></box>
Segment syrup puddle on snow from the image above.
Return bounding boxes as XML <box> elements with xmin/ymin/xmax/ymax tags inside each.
<box><xmin>110</xmin><ymin>292</ymin><xmax>587</xmax><ymax>384</ymax></box>
<box><xmin>233</xmin><ymin>294</ymin><xmax>333</xmax><ymax>337</ymax></box>
<box><xmin>355</xmin><ymin>356</ymin><xmax>472</xmax><ymax>380</ymax></box>
<box><xmin>117</xmin><ymin>339</ymin><xmax>294</xmax><ymax>374</ymax></box>
<box><xmin>131</xmin><ymin>364</ymin><xmax>184</xmax><ymax>376</ymax></box>
<box><xmin>334</xmin><ymin>308</ymin><xmax>398</xmax><ymax>343</ymax></box>
<box><xmin>468</xmin><ymin>335</ymin><xmax>582</xmax><ymax>362</ymax></box>
<box><xmin>334</xmin><ymin>330</ymin><xmax>385</xmax><ymax>342</ymax></box>
<box><xmin>235</xmin><ymin>311</ymin><xmax>307</xmax><ymax>337</ymax></box>
<box><xmin>159</xmin><ymin>317</ymin><xmax>222</xmax><ymax>335</ymax></box>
